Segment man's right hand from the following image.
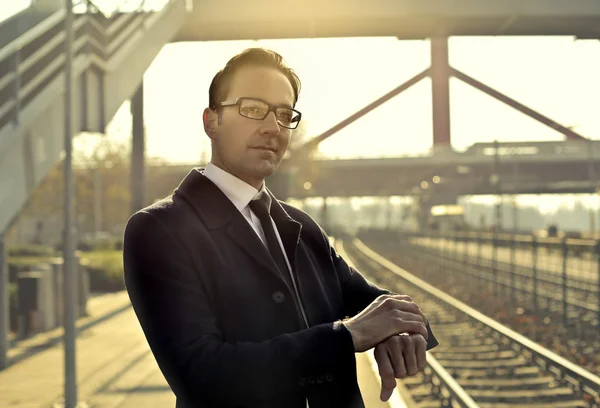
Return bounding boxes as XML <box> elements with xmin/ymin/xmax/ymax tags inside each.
<box><xmin>342</xmin><ymin>294</ymin><xmax>428</xmax><ymax>352</ymax></box>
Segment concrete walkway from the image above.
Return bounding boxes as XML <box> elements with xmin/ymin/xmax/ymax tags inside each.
<box><xmin>0</xmin><ymin>291</ymin><xmax>409</xmax><ymax>408</ymax></box>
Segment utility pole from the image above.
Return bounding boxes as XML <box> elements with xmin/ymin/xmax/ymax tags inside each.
<box><xmin>63</xmin><ymin>0</ymin><xmax>79</xmax><ymax>406</ymax></box>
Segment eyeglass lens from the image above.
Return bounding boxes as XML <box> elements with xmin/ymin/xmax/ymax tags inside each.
<box><xmin>239</xmin><ymin>98</ymin><xmax>299</xmax><ymax>128</ymax></box>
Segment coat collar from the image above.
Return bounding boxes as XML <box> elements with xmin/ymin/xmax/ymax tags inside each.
<box><xmin>174</xmin><ymin>168</ymin><xmax>303</xmax><ymax>286</ymax></box>
<box><xmin>174</xmin><ymin>168</ymin><xmax>236</xmax><ymax>229</ymax></box>
<box><xmin>173</xmin><ymin>167</ymin><xmax>298</xmax><ymax>229</ymax></box>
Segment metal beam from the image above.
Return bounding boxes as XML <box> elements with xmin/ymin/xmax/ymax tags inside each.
<box><xmin>130</xmin><ymin>81</ymin><xmax>145</xmax><ymax>214</ymax></box>
<box><xmin>431</xmin><ymin>37</ymin><xmax>451</xmax><ymax>149</ymax></box>
<box><xmin>451</xmin><ymin>67</ymin><xmax>587</xmax><ymax>141</ymax></box>
<box><xmin>295</xmin><ymin>68</ymin><xmax>430</xmax><ymax>154</ymax></box>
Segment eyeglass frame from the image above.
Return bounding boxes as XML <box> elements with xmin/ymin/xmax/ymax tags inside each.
<box><xmin>217</xmin><ymin>97</ymin><xmax>302</xmax><ymax>129</ymax></box>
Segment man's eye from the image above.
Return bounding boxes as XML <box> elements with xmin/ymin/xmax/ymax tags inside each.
<box><xmin>241</xmin><ymin>105</ymin><xmax>266</xmax><ymax>117</ymax></box>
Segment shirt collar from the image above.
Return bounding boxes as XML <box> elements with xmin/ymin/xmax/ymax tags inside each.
<box><xmin>203</xmin><ymin>162</ymin><xmax>269</xmax><ymax>212</ymax></box>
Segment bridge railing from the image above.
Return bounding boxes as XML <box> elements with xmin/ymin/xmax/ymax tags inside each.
<box><xmin>463</xmin><ymin>140</ymin><xmax>597</xmax><ymax>158</ymax></box>
<box><xmin>361</xmin><ymin>228</ymin><xmax>600</xmax><ymax>336</ymax></box>
<box><xmin>0</xmin><ymin>0</ymin><xmax>177</xmax><ymax>135</ymax></box>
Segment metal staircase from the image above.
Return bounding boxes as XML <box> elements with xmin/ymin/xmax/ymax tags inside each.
<box><xmin>0</xmin><ymin>0</ymin><xmax>187</xmax><ymax>233</ymax></box>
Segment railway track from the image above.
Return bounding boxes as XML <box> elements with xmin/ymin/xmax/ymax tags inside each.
<box><xmin>383</xmin><ymin>236</ymin><xmax>600</xmax><ymax>352</ymax></box>
<box><xmin>408</xmin><ymin>237</ymin><xmax>599</xmax><ymax>318</ymax></box>
<box><xmin>363</xmin><ymin>235</ymin><xmax>600</xmax><ymax>381</ymax></box>
<box><xmin>336</xmin><ymin>238</ymin><xmax>600</xmax><ymax>408</ymax></box>
<box><xmin>412</xmin><ymin>237</ymin><xmax>599</xmax><ymax>284</ymax></box>
<box><xmin>399</xmin><ymin>238</ymin><xmax>599</xmax><ymax>332</ymax></box>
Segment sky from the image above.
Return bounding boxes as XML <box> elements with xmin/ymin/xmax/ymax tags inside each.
<box><xmin>133</xmin><ymin>35</ymin><xmax>600</xmax><ymax>215</ymax></box>
<box><xmin>4</xmin><ymin>1</ymin><xmax>600</xmax><ymax>215</ymax></box>
<box><xmin>1</xmin><ymin>0</ymin><xmax>31</xmax><ymax>19</ymax></box>
<box><xmin>135</xmin><ymin>36</ymin><xmax>600</xmax><ymax>163</ymax></box>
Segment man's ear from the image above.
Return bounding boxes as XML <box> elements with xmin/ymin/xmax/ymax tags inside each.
<box><xmin>203</xmin><ymin>108</ymin><xmax>218</xmax><ymax>139</ymax></box>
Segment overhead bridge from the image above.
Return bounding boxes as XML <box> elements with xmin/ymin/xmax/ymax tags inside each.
<box><xmin>2</xmin><ymin>0</ymin><xmax>600</xmax><ymax>233</ymax></box>
<box><xmin>175</xmin><ymin>0</ymin><xmax>600</xmax><ymax>41</ymax></box>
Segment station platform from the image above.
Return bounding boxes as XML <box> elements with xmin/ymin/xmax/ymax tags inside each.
<box><xmin>0</xmin><ymin>291</ymin><xmax>410</xmax><ymax>408</ymax></box>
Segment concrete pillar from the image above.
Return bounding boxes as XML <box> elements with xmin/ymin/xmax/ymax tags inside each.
<box><xmin>0</xmin><ymin>232</ymin><xmax>7</xmax><ymax>370</ymax></box>
<box><xmin>418</xmin><ymin>199</ymin><xmax>431</xmax><ymax>231</ymax></box>
<box><xmin>51</xmin><ymin>260</ymin><xmax>64</xmax><ymax>328</ymax></box>
<box><xmin>38</xmin><ymin>264</ymin><xmax>54</xmax><ymax>332</ymax></box>
<box><xmin>512</xmin><ymin>162</ymin><xmax>519</xmax><ymax>232</ymax></box>
<box><xmin>512</xmin><ymin>197</ymin><xmax>519</xmax><ymax>232</ymax></box>
<box><xmin>78</xmin><ymin>260</ymin><xmax>89</xmax><ymax>318</ymax></box>
<box><xmin>386</xmin><ymin>199</ymin><xmax>393</xmax><ymax>229</ymax></box>
<box><xmin>588</xmin><ymin>140</ymin><xmax>596</xmax><ymax>234</ymax></box>
<box><xmin>130</xmin><ymin>82</ymin><xmax>145</xmax><ymax>214</ymax></box>
<box><xmin>93</xmin><ymin>167</ymin><xmax>102</xmax><ymax>237</ymax></box>
<box><xmin>430</xmin><ymin>37</ymin><xmax>451</xmax><ymax>153</ymax></box>
<box><xmin>493</xmin><ymin>140</ymin><xmax>503</xmax><ymax>231</ymax></box>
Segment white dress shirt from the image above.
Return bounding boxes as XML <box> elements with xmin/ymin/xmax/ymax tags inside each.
<box><xmin>203</xmin><ymin>163</ymin><xmax>310</xmax><ymax>408</ymax></box>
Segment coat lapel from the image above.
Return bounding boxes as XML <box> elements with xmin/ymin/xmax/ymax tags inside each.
<box><xmin>225</xmin><ymin>214</ymin><xmax>284</xmax><ymax>283</ymax></box>
<box><xmin>173</xmin><ymin>168</ymin><xmax>299</xmax><ymax>286</ymax></box>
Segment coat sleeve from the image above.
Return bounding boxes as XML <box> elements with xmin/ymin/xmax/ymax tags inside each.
<box><xmin>122</xmin><ymin>211</ymin><xmax>356</xmax><ymax>406</ymax></box>
<box><xmin>323</xmin><ymin>231</ymin><xmax>439</xmax><ymax>350</ymax></box>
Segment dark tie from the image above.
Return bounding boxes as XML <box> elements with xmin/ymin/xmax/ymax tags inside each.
<box><xmin>249</xmin><ymin>194</ymin><xmax>294</xmax><ymax>290</ymax></box>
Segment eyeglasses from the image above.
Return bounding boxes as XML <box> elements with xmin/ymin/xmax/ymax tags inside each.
<box><xmin>218</xmin><ymin>97</ymin><xmax>302</xmax><ymax>129</ymax></box>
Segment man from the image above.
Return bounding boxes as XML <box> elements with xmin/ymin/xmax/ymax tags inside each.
<box><xmin>123</xmin><ymin>48</ymin><xmax>438</xmax><ymax>408</ymax></box>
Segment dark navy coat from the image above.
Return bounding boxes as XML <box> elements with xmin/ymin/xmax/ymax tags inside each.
<box><xmin>123</xmin><ymin>168</ymin><xmax>438</xmax><ymax>408</ymax></box>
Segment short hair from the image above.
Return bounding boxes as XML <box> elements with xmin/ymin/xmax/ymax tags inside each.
<box><xmin>208</xmin><ymin>48</ymin><xmax>301</xmax><ymax>110</ymax></box>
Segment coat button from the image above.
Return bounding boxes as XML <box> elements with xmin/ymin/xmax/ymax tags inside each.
<box><xmin>272</xmin><ymin>291</ymin><xmax>285</xmax><ymax>304</ymax></box>
<box><xmin>325</xmin><ymin>374</ymin><xmax>333</xmax><ymax>382</ymax></box>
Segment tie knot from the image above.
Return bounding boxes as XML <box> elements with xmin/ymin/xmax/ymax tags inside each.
<box><xmin>249</xmin><ymin>193</ymin><xmax>271</xmax><ymax>219</ymax></box>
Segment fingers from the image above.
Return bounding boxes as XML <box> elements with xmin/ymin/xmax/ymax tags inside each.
<box><xmin>375</xmin><ymin>334</ymin><xmax>428</xmax><ymax>405</ymax></box>
<box><xmin>391</xmin><ymin>306</ymin><xmax>428</xmax><ymax>340</ymax></box>
<box><xmin>349</xmin><ymin>294</ymin><xmax>431</xmax><ymax>352</ymax></box>
<box><xmin>387</xmin><ymin>294</ymin><xmax>413</xmax><ymax>303</ymax></box>
<box><xmin>390</xmin><ymin>295</ymin><xmax>426</xmax><ymax>317</ymax></box>
<box><xmin>374</xmin><ymin>344</ymin><xmax>396</xmax><ymax>402</ymax></box>
<box><xmin>387</xmin><ymin>336</ymin><xmax>407</xmax><ymax>379</ymax></box>
<box><xmin>413</xmin><ymin>334</ymin><xmax>427</xmax><ymax>372</ymax></box>
<box><xmin>383</xmin><ymin>295</ymin><xmax>429</xmax><ymax>325</ymax></box>
<box><xmin>400</xmin><ymin>334</ymin><xmax>418</xmax><ymax>376</ymax></box>
<box><xmin>394</xmin><ymin>310</ymin><xmax>425</xmax><ymax>324</ymax></box>
<box><xmin>391</xmin><ymin>317</ymin><xmax>428</xmax><ymax>339</ymax></box>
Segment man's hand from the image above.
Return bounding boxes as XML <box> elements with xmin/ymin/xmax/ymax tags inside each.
<box><xmin>343</xmin><ymin>294</ymin><xmax>428</xmax><ymax>352</ymax></box>
<box><xmin>374</xmin><ymin>333</ymin><xmax>427</xmax><ymax>402</ymax></box>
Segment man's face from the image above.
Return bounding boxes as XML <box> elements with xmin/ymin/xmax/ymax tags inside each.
<box><xmin>206</xmin><ymin>65</ymin><xmax>296</xmax><ymax>189</ymax></box>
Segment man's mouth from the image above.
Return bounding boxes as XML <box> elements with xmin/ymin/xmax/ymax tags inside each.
<box><xmin>252</xmin><ymin>146</ymin><xmax>277</xmax><ymax>153</ymax></box>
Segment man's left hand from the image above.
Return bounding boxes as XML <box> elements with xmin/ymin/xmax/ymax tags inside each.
<box><xmin>373</xmin><ymin>333</ymin><xmax>427</xmax><ymax>402</ymax></box>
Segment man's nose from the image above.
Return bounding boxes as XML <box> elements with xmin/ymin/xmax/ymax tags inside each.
<box><xmin>260</xmin><ymin>111</ymin><xmax>281</xmax><ymax>134</ymax></box>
